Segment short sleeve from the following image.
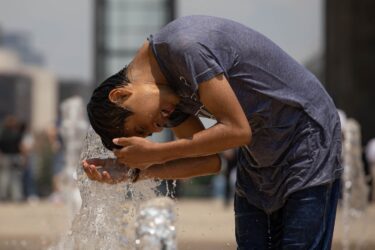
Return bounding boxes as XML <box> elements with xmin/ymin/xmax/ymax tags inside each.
<box><xmin>170</xmin><ymin>42</ymin><xmax>224</xmax><ymax>86</ymax></box>
<box><xmin>150</xmin><ymin>34</ymin><xmax>223</xmax><ymax>126</ymax></box>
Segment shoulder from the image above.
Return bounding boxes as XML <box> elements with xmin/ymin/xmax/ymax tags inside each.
<box><xmin>153</xmin><ymin>15</ymin><xmax>236</xmax><ymax>46</ymax></box>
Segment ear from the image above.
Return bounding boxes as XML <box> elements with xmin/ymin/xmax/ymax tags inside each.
<box><xmin>108</xmin><ymin>87</ymin><xmax>132</xmax><ymax>105</ymax></box>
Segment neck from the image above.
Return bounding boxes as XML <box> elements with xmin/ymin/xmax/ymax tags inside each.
<box><xmin>129</xmin><ymin>41</ymin><xmax>167</xmax><ymax>85</ymax></box>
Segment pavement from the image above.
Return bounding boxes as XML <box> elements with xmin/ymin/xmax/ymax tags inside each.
<box><xmin>0</xmin><ymin>199</ymin><xmax>374</xmax><ymax>250</ymax></box>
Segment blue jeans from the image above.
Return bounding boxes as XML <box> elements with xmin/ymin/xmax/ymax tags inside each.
<box><xmin>234</xmin><ymin>179</ymin><xmax>341</xmax><ymax>249</ymax></box>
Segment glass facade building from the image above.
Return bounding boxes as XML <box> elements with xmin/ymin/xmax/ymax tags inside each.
<box><xmin>94</xmin><ymin>0</ymin><xmax>175</xmax><ymax>84</ymax></box>
<box><xmin>0</xmin><ymin>74</ymin><xmax>31</xmax><ymax>124</ymax></box>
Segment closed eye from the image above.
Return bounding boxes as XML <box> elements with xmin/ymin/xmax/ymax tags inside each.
<box><xmin>136</xmin><ymin>127</ymin><xmax>152</xmax><ymax>137</ymax></box>
<box><xmin>135</xmin><ymin>127</ymin><xmax>145</xmax><ymax>136</ymax></box>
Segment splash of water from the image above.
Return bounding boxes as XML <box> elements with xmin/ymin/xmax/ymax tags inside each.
<box><xmin>135</xmin><ymin>197</ymin><xmax>176</xmax><ymax>250</ymax></box>
<box><xmin>341</xmin><ymin>119</ymin><xmax>369</xmax><ymax>250</ymax></box>
<box><xmin>50</xmin><ymin>127</ymin><xmax>162</xmax><ymax>250</ymax></box>
<box><xmin>57</xmin><ymin>96</ymin><xmax>87</xmax><ymax>223</ymax></box>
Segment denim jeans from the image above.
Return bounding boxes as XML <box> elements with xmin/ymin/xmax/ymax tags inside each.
<box><xmin>235</xmin><ymin>179</ymin><xmax>341</xmax><ymax>250</ymax></box>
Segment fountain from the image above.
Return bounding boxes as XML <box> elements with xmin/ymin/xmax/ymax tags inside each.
<box><xmin>341</xmin><ymin>118</ymin><xmax>369</xmax><ymax>250</ymax></box>
<box><xmin>50</xmin><ymin>122</ymin><xmax>177</xmax><ymax>250</ymax></box>
<box><xmin>135</xmin><ymin>197</ymin><xmax>176</xmax><ymax>250</ymax></box>
<box><xmin>57</xmin><ymin>96</ymin><xmax>87</xmax><ymax>222</ymax></box>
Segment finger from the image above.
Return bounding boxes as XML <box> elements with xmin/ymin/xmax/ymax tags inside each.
<box><xmin>89</xmin><ymin>165</ymin><xmax>102</xmax><ymax>181</ymax></box>
<box><xmin>112</xmin><ymin>137</ymin><xmax>134</xmax><ymax>147</ymax></box>
<box><xmin>86</xmin><ymin>165</ymin><xmax>97</xmax><ymax>180</ymax></box>
<box><xmin>82</xmin><ymin>161</ymin><xmax>88</xmax><ymax>168</ymax></box>
<box><xmin>82</xmin><ymin>160</ymin><xmax>92</xmax><ymax>168</ymax></box>
<box><xmin>83</xmin><ymin>164</ymin><xmax>95</xmax><ymax>180</ymax></box>
<box><xmin>102</xmin><ymin>171</ymin><xmax>115</xmax><ymax>184</ymax></box>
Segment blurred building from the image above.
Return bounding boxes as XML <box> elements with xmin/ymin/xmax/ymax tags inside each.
<box><xmin>0</xmin><ymin>49</ymin><xmax>57</xmax><ymax>132</ymax></box>
<box><xmin>0</xmin><ymin>67</ymin><xmax>31</xmax><ymax>124</ymax></box>
<box><xmin>1</xmin><ymin>31</ymin><xmax>44</xmax><ymax>66</ymax></box>
<box><xmin>59</xmin><ymin>79</ymin><xmax>91</xmax><ymax>104</ymax></box>
<box><xmin>325</xmin><ymin>0</ymin><xmax>375</xmax><ymax>143</ymax></box>
<box><xmin>92</xmin><ymin>0</ymin><xmax>176</xmax><ymax>140</ymax></box>
<box><xmin>94</xmin><ymin>0</ymin><xmax>175</xmax><ymax>85</ymax></box>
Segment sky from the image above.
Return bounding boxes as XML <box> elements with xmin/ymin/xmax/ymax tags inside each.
<box><xmin>178</xmin><ymin>0</ymin><xmax>323</xmax><ymax>64</ymax></box>
<box><xmin>0</xmin><ymin>0</ymin><xmax>323</xmax><ymax>82</ymax></box>
<box><xmin>0</xmin><ymin>0</ymin><xmax>93</xmax><ymax>81</ymax></box>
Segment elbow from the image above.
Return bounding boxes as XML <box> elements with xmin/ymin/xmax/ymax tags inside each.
<box><xmin>208</xmin><ymin>154</ymin><xmax>222</xmax><ymax>175</ymax></box>
<box><xmin>234</xmin><ymin>123</ymin><xmax>252</xmax><ymax>146</ymax></box>
<box><xmin>242</xmin><ymin>125</ymin><xmax>252</xmax><ymax>145</ymax></box>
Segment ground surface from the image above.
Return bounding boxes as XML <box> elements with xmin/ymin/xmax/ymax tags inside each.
<box><xmin>0</xmin><ymin>199</ymin><xmax>374</xmax><ymax>250</ymax></box>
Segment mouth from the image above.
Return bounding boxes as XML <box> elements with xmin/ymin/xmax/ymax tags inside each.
<box><xmin>152</xmin><ymin>106</ymin><xmax>175</xmax><ymax>132</ymax></box>
<box><xmin>150</xmin><ymin>105</ymin><xmax>175</xmax><ymax>133</ymax></box>
<box><xmin>160</xmin><ymin>105</ymin><xmax>175</xmax><ymax>118</ymax></box>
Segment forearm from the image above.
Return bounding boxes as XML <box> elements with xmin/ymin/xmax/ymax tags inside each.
<box><xmin>139</xmin><ymin>154</ymin><xmax>221</xmax><ymax>180</ymax></box>
<box><xmin>157</xmin><ymin>73</ymin><xmax>252</xmax><ymax>163</ymax></box>
<box><xmin>158</xmin><ymin>122</ymin><xmax>250</xmax><ymax>163</ymax></box>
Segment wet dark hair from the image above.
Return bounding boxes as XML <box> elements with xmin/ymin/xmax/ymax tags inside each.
<box><xmin>87</xmin><ymin>66</ymin><xmax>133</xmax><ymax>150</ymax></box>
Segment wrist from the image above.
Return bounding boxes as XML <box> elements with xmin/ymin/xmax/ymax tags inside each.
<box><xmin>152</xmin><ymin>141</ymin><xmax>175</xmax><ymax>163</ymax></box>
<box><xmin>138</xmin><ymin>164</ymin><xmax>163</xmax><ymax>181</ymax></box>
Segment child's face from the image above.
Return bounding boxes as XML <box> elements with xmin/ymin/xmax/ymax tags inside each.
<box><xmin>111</xmin><ymin>83</ymin><xmax>178</xmax><ymax>137</ymax></box>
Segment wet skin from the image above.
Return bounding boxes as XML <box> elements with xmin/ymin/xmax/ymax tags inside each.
<box><xmin>108</xmin><ymin>81</ymin><xmax>179</xmax><ymax>138</ymax></box>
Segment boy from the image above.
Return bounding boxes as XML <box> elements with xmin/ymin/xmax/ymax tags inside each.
<box><xmin>83</xmin><ymin>15</ymin><xmax>342</xmax><ymax>249</ymax></box>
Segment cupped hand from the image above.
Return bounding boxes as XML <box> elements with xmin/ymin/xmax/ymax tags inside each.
<box><xmin>82</xmin><ymin>158</ymin><xmax>129</xmax><ymax>184</ymax></box>
<box><xmin>112</xmin><ymin>137</ymin><xmax>163</xmax><ymax>169</ymax></box>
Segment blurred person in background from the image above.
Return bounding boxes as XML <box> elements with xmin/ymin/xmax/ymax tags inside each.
<box><xmin>0</xmin><ymin>115</ymin><xmax>24</xmax><ymax>201</ymax></box>
<box><xmin>46</xmin><ymin>123</ymin><xmax>65</xmax><ymax>203</ymax></box>
<box><xmin>222</xmin><ymin>148</ymin><xmax>237</xmax><ymax>208</ymax></box>
<box><xmin>20</xmin><ymin>122</ymin><xmax>38</xmax><ymax>202</ymax></box>
<box><xmin>33</xmin><ymin>124</ymin><xmax>61</xmax><ymax>198</ymax></box>
<box><xmin>83</xmin><ymin>16</ymin><xmax>342</xmax><ymax>249</ymax></box>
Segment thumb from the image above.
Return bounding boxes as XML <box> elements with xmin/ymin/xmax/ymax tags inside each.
<box><xmin>112</xmin><ymin>137</ymin><xmax>132</xmax><ymax>146</ymax></box>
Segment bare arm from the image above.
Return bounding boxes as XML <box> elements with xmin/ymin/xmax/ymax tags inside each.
<box><xmin>83</xmin><ymin>154</ymin><xmax>221</xmax><ymax>184</ymax></box>
<box><xmin>140</xmin><ymin>155</ymin><xmax>220</xmax><ymax>180</ymax></box>
<box><xmin>113</xmin><ymin>74</ymin><xmax>250</xmax><ymax>168</ymax></box>
<box><xmin>156</xmin><ymin>74</ymin><xmax>251</xmax><ymax>162</ymax></box>
<box><xmin>139</xmin><ymin>115</ymin><xmax>222</xmax><ymax>179</ymax></box>
<box><xmin>83</xmin><ymin>115</ymin><xmax>222</xmax><ymax>183</ymax></box>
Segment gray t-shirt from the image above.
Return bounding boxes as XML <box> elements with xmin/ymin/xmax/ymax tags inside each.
<box><xmin>149</xmin><ymin>15</ymin><xmax>342</xmax><ymax>213</ymax></box>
